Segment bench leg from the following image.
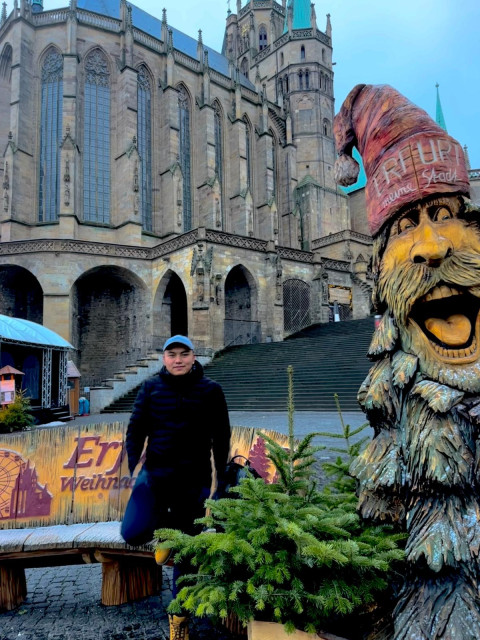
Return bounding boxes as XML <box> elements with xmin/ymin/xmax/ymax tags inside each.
<box><xmin>99</xmin><ymin>557</ymin><xmax>162</xmax><ymax>606</ymax></box>
<box><xmin>0</xmin><ymin>564</ymin><xmax>27</xmax><ymax>611</ymax></box>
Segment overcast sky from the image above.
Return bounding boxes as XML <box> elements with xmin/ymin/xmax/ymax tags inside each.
<box><xmin>44</xmin><ymin>0</ymin><xmax>480</xmax><ymax>169</ymax></box>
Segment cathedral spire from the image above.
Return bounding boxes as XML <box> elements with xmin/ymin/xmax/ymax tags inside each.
<box><xmin>435</xmin><ymin>83</ymin><xmax>447</xmax><ymax>132</ymax></box>
<box><xmin>197</xmin><ymin>29</ymin><xmax>203</xmax><ymax>62</ymax></box>
<box><xmin>283</xmin><ymin>0</ymin><xmax>312</xmax><ymax>33</ymax></box>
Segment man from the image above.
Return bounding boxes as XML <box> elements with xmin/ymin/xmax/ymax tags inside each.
<box><xmin>334</xmin><ymin>84</ymin><xmax>480</xmax><ymax>639</ymax></box>
<box><xmin>121</xmin><ymin>334</ymin><xmax>230</xmax><ymax>640</ymax></box>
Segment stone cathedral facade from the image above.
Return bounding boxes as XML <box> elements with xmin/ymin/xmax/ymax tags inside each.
<box><xmin>0</xmin><ymin>0</ymin><xmax>373</xmax><ymax>393</ymax></box>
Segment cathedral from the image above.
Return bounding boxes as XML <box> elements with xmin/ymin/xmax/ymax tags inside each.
<box><xmin>0</xmin><ymin>0</ymin><xmax>374</xmax><ymax>397</ymax></box>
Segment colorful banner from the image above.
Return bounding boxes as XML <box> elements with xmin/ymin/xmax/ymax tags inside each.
<box><xmin>0</xmin><ymin>423</ymin><xmax>288</xmax><ymax>530</ymax></box>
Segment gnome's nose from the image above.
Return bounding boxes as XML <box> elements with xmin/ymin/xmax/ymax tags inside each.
<box><xmin>409</xmin><ymin>225</ymin><xmax>453</xmax><ymax>268</ymax></box>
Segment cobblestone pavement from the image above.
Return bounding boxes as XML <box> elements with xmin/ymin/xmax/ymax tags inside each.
<box><xmin>0</xmin><ymin>564</ymin><xmax>238</xmax><ymax>640</ymax></box>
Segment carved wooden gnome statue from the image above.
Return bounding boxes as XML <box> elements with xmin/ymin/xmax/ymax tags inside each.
<box><xmin>334</xmin><ymin>84</ymin><xmax>480</xmax><ymax>640</ymax></box>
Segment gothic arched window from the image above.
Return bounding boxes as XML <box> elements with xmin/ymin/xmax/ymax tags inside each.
<box><xmin>298</xmin><ymin>70</ymin><xmax>303</xmax><ymax>90</ymax></box>
<box><xmin>244</xmin><ymin>117</ymin><xmax>252</xmax><ymax>190</ymax></box>
<box><xmin>0</xmin><ymin>44</ymin><xmax>12</xmax><ymax>164</ymax></box>
<box><xmin>259</xmin><ymin>25</ymin><xmax>268</xmax><ymax>51</ymax></box>
<box><xmin>137</xmin><ymin>65</ymin><xmax>152</xmax><ymax>231</ymax></box>
<box><xmin>83</xmin><ymin>49</ymin><xmax>110</xmax><ymax>223</ymax></box>
<box><xmin>241</xmin><ymin>57</ymin><xmax>249</xmax><ymax>80</ymax></box>
<box><xmin>39</xmin><ymin>48</ymin><xmax>63</xmax><ymax>222</ymax></box>
<box><xmin>300</xmin><ymin>45</ymin><xmax>305</xmax><ymax>60</ymax></box>
<box><xmin>284</xmin><ymin>74</ymin><xmax>289</xmax><ymax>93</ymax></box>
<box><xmin>214</xmin><ymin>103</ymin><xmax>224</xmax><ymax>227</ymax></box>
<box><xmin>305</xmin><ymin>69</ymin><xmax>310</xmax><ymax>89</ymax></box>
<box><xmin>271</xmin><ymin>132</ymin><xmax>277</xmax><ymax>202</ymax></box>
<box><xmin>178</xmin><ymin>86</ymin><xmax>192</xmax><ymax>230</ymax></box>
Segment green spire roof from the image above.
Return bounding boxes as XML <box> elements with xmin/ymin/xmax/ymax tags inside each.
<box><xmin>340</xmin><ymin>148</ymin><xmax>367</xmax><ymax>194</ymax></box>
<box><xmin>435</xmin><ymin>83</ymin><xmax>447</xmax><ymax>132</ymax></box>
<box><xmin>283</xmin><ymin>0</ymin><xmax>312</xmax><ymax>32</ymax></box>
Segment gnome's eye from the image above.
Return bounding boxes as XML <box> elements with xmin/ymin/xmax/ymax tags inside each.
<box><xmin>398</xmin><ymin>217</ymin><xmax>416</xmax><ymax>233</ymax></box>
<box><xmin>432</xmin><ymin>206</ymin><xmax>453</xmax><ymax>222</ymax></box>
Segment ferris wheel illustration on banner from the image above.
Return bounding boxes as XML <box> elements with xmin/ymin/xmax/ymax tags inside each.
<box><xmin>0</xmin><ymin>449</ymin><xmax>25</xmax><ymax>519</ymax></box>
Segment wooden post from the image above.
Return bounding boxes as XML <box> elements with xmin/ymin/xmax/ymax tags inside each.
<box><xmin>0</xmin><ymin>563</ymin><xmax>27</xmax><ymax>611</ymax></box>
<box><xmin>95</xmin><ymin>552</ymin><xmax>162</xmax><ymax>606</ymax></box>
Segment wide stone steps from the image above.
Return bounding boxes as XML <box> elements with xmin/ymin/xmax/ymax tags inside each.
<box><xmin>101</xmin><ymin>317</ymin><xmax>375</xmax><ymax>413</ymax></box>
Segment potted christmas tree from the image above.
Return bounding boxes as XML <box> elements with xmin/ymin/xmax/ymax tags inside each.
<box><xmin>155</xmin><ymin>367</ymin><xmax>404</xmax><ymax>638</ymax></box>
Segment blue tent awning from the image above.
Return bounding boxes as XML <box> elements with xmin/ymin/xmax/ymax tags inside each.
<box><xmin>0</xmin><ymin>316</ymin><xmax>73</xmax><ymax>349</ymax></box>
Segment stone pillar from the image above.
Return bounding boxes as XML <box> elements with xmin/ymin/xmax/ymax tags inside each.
<box><xmin>43</xmin><ymin>294</ymin><xmax>72</xmax><ymax>343</ymax></box>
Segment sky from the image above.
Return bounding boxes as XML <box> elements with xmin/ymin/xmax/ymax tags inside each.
<box><xmin>43</xmin><ymin>0</ymin><xmax>480</xmax><ymax>169</ymax></box>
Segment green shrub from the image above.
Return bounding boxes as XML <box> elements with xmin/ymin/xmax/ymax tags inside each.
<box><xmin>155</xmin><ymin>368</ymin><xmax>405</xmax><ymax>636</ymax></box>
<box><xmin>0</xmin><ymin>390</ymin><xmax>35</xmax><ymax>433</ymax></box>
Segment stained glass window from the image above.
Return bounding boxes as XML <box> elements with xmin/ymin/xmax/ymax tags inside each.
<box><xmin>39</xmin><ymin>49</ymin><xmax>63</xmax><ymax>222</ymax></box>
<box><xmin>83</xmin><ymin>50</ymin><xmax>110</xmax><ymax>223</ymax></box>
<box><xmin>137</xmin><ymin>65</ymin><xmax>152</xmax><ymax>231</ymax></box>
<box><xmin>178</xmin><ymin>86</ymin><xmax>192</xmax><ymax>231</ymax></box>
<box><xmin>214</xmin><ymin>104</ymin><xmax>224</xmax><ymax>227</ymax></box>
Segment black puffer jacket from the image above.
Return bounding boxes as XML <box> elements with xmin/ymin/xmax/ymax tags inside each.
<box><xmin>125</xmin><ymin>362</ymin><xmax>231</xmax><ymax>490</ymax></box>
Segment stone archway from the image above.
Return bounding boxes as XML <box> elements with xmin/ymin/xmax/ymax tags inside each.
<box><xmin>71</xmin><ymin>266</ymin><xmax>148</xmax><ymax>387</ymax></box>
<box><xmin>153</xmin><ymin>271</ymin><xmax>188</xmax><ymax>349</ymax></box>
<box><xmin>0</xmin><ymin>265</ymin><xmax>43</xmax><ymax>323</ymax></box>
<box><xmin>224</xmin><ymin>265</ymin><xmax>260</xmax><ymax>346</ymax></box>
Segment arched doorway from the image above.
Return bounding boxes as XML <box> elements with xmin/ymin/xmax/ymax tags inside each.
<box><xmin>224</xmin><ymin>265</ymin><xmax>260</xmax><ymax>346</ymax></box>
<box><xmin>71</xmin><ymin>266</ymin><xmax>148</xmax><ymax>387</ymax></box>
<box><xmin>153</xmin><ymin>271</ymin><xmax>188</xmax><ymax>349</ymax></box>
<box><xmin>0</xmin><ymin>265</ymin><xmax>43</xmax><ymax>323</ymax></box>
<box><xmin>283</xmin><ymin>279</ymin><xmax>311</xmax><ymax>334</ymax></box>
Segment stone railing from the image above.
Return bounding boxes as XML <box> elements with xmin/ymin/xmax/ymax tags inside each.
<box><xmin>133</xmin><ymin>28</ymin><xmax>163</xmax><ymax>53</ymax></box>
<box><xmin>0</xmin><ymin>229</ymin><xmax>324</xmax><ymax>266</ymax></box>
<box><xmin>205</xmin><ymin>229</ymin><xmax>268</xmax><ymax>252</ymax></box>
<box><xmin>33</xmin><ymin>8</ymin><xmax>69</xmax><ymax>25</ymax></box>
<box><xmin>321</xmin><ymin>258</ymin><xmax>351</xmax><ymax>272</ymax></box>
<box><xmin>0</xmin><ymin>239</ymin><xmax>150</xmax><ymax>259</ymax></box>
<box><xmin>311</xmin><ymin>230</ymin><xmax>372</xmax><ymax>250</ymax></box>
<box><xmin>77</xmin><ymin>9</ymin><xmax>120</xmax><ymax>32</ymax></box>
<box><xmin>210</xmin><ymin>68</ymin><xmax>233</xmax><ymax>90</ymax></box>
<box><xmin>277</xmin><ymin>246</ymin><xmax>313</xmax><ymax>263</ymax></box>
<box><xmin>174</xmin><ymin>49</ymin><xmax>201</xmax><ymax>72</ymax></box>
<box><xmin>150</xmin><ymin>229</ymin><xmax>199</xmax><ymax>257</ymax></box>
<box><xmin>254</xmin><ymin>44</ymin><xmax>271</xmax><ymax>63</ymax></box>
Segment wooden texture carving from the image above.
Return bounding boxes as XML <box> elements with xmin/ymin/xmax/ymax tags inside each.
<box><xmin>354</xmin><ymin>194</ymin><xmax>480</xmax><ymax>639</ymax></box>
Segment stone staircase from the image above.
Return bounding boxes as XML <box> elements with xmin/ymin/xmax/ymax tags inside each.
<box><xmin>204</xmin><ymin>317</ymin><xmax>374</xmax><ymax>411</ymax></box>
<box><xmin>99</xmin><ymin>317</ymin><xmax>375</xmax><ymax>414</ymax></box>
<box><xmin>90</xmin><ymin>352</ymin><xmax>163</xmax><ymax>414</ymax></box>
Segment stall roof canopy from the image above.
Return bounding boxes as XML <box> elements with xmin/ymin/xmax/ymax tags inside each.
<box><xmin>0</xmin><ymin>315</ymin><xmax>73</xmax><ymax>349</ymax></box>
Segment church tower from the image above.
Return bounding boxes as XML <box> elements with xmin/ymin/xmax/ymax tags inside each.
<box><xmin>224</xmin><ymin>1</ymin><xmax>343</xmax><ymax>251</ymax></box>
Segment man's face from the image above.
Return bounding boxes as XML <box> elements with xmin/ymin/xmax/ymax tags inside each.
<box><xmin>377</xmin><ymin>196</ymin><xmax>480</xmax><ymax>391</ymax></box>
<box><xmin>163</xmin><ymin>346</ymin><xmax>196</xmax><ymax>376</ymax></box>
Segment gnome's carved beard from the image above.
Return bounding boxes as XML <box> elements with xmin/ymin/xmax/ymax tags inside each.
<box><xmin>376</xmin><ymin>248</ymin><xmax>480</xmax><ymax>392</ymax></box>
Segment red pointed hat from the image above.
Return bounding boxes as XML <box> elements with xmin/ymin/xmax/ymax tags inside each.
<box><xmin>333</xmin><ymin>84</ymin><xmax>470</xmax><ymax>236</ymax></box>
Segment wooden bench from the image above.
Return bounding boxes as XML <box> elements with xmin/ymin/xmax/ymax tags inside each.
<box><xmin>0</xmin><ymin>422</ymin><xmax>288</xmax><ymax>612</ymax></box>
<box><xmin>0</xmin><ymin>521</ymin><xmax>161</xmax><ymax>610</ymax></box>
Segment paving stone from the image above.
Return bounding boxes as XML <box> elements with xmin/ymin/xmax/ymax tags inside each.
<box><xmin>0</xmin><ymin>563</ymin><xmax>239</xmax><ymax>640</ymax></box>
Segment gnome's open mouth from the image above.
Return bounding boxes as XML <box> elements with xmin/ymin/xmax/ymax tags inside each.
<box><xmin>410</xmin><ymin>285</ymin><xmax>480</xmax><ymax>361</ymax></box>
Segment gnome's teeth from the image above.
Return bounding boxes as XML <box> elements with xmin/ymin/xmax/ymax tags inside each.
<box><xmin>410</xmin><ymin>285</ymin><xmax>480</xmax><ymax>353</ymax></box>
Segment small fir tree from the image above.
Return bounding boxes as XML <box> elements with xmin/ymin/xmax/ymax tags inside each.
<box><xmin>0</xmin><ymin>389</ymin><xmax>35</xmax><ymax>434</ymax></box>
<box><xmin>155</xmin><ymin>367</ymin><xmax>404</xmax><ymax>636</ymax></box>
